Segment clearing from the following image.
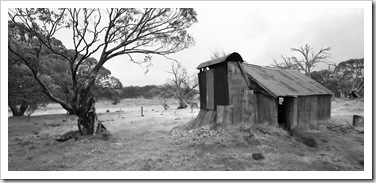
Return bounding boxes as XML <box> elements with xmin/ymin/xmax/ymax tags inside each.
<box><xmin>8</xmin><ymin>98</ymin><xmax>364</xmax><ymax>171</ymax></box>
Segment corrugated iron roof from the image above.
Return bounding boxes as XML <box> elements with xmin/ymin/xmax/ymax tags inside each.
<box><xmin>197</xmin><ymin>52</ymin><xmax>243</xmax><ymax>69</ymax></box>
<box><xmin>242</xmin><ymin>63</ymin><xmax>333</xmax><ymax>97</ymax></box>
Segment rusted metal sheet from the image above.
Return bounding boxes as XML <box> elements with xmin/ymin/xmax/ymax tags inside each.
<box><xmin>216</xmin><ymin>105</ymin><xmax>233</xmax><ymax>127</ymax></box>
<box><xmin>198</xmin><ymin>72</ymin><xmax>206</xmax><ymax>110</ymax></box>
<box><xmin>197</xmin><ymin>52</ymin><xmax>243</xmax><ymax>69</ymax></box>
<box><xmin>242</xmin><ymin>63</ymin><xmax>333</xmax><ymax>97</ymax></box>
<box><xmin>237</xmin><ymin>61</ymin><xmax>251</xmax><ymax>89</ymax></box>
<box><xmin>227</xmin><ymin>62</ymin><xmax>249</xmax><ymax>124</ymax></box>
<box><xmin>206</xmin><ymin>69</ymin><xmax>215</xmax><ymax>110</ymax></box>
<box><xmin>241</xmin><ymin>90</ymin><xmax>256</xmax><ymax>124</ymax></box>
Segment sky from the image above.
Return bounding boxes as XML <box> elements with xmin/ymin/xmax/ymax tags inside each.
<box><xmin>10</xmin><ymin>3</ymin><xmax>364</xmax><ymax>87</ymax></box>
<box><xmin>100</xmin><ymin>7</ymin><xmax>364</xmax><ymax>87</ymax></box>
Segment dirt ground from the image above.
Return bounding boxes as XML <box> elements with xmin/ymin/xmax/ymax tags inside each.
<box><xmin>7</xmin><ymin>98</ymin><xmax>364</xmax><ymax>171</ymax></box>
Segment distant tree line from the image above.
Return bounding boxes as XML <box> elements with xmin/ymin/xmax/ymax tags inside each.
<box><xmin>121</xmin><ymin>85</ymin><xmax>159</xmax><ymax>99</ymax></box>
<box><xmin>311</xmin><ymin>58</ymin><xmax>364</xmax><ymax>98</ymax></box>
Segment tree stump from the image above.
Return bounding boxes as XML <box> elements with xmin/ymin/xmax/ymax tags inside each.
<box><xmin>353</xmin><ymin>115</ymin><xmax>364</xmax><ymax>127</ymax></box>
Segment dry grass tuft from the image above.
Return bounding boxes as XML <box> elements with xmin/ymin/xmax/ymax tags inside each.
<box><xmin>170</xmin><ymin>122</ymin><xmax>289</xmax><ymax>148</ymax></box>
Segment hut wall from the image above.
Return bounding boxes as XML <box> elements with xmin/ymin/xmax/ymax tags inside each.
<box><xmin>227</xmin><ymin>62</ymin><xmax>250</xmax><ymax>124</ymax></box>
<box><xmin>198</xmin><ymin>63</ymin><xmax>229</xmax><ymax>111</ymax></box>
<box><xmin>242</xmin><ymin>90</ymin><xmax>257</xmax><ymax>124</ymax></box>
<box><xmin>198</xmin><ymin>71</ymin><xmax>206</xmax><ymax>110</ymax></box>
<box><xmin>213</xmin><ymin>63</ymin><xmax>229</xmax><ymax>108</ymax></box>
<box><xmin>316</xmin><ymin>95</ymin><xmax>332</xmax><ymax>121</ymax></box>
<box><xmin>255</xmin><ymin>93</ymin><xmax>278</xmax><ymax>125</ymax></box>
<box><xmin>297</xmin><ymin>96</ymin><xmax>312</xmax><ymax>125</ymax></box>
<box><xmin>297</xmin><ymin>95</ymin><xmax>331</xmax><ymax>125</ymax></box>
<box><xmin>284</xmin><ymin>97</ymin><xmax>298</xmax><ymax>130</ymax></box>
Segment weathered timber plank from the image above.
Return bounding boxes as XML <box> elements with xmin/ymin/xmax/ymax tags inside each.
<box><xmin>310</xmin><ymin>96</ymin><xmax>317</xmax><ymax>123</ymax></box>
<box><xmin>241</xmin><ymin>89</ymin><xmax>250</xmax><ymax>123</ymax></box>
<box><xmin>194</xmin><ymin>110</ymin><xmax>206</xmax><ymax>128</ymax></box>
<box><xmin>285</xmin><ymin>97</ymin><xmax>298</xmax><ymax>130</ymax></box>
<box><xmin>200</xmin><ymin>110</ymin><xmax>214</xmax><ymax>127</ymax></box>
<box><xmin>206</xmin><ymin>69</ymin><xmax>215</xmax><ymax>110</ymax></box>
<box><xmin>248</xmin><ymin>91</ymin><xmax>256</xmax><ymax>124</ymax></box>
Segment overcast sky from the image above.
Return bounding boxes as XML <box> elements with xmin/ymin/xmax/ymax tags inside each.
<box><xmin>98</xmin><ymin>7</ymin><xmax>364</xmax><ymax>87</ymax></box>
<box><xmin>8</xmin><ymin>3</ymin><xmax>363</xmax><ymax>87</ymax></box>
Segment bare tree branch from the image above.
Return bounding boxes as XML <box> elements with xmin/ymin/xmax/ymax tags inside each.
<box><xmin>273</xmin><ymin>44</ymin><xmax>331</xmax><ymax>77</ymax></box>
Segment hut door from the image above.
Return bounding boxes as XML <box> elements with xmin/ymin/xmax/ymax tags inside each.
<box><xmin>278</xmin><ymin>97</ymin><xmax>286</xmax><ymax>127</ymax></box>
<box><xmin>206</xmin><ymin>69</ymin><xmax>215</xmax><ymax>110</ymax></box>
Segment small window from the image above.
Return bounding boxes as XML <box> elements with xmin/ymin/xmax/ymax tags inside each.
<box><xmin>279</xmin><ymin>97</ymin><xmax>284</xmax><ymax>105</ymax></box>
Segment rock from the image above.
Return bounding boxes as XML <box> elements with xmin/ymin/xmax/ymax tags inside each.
<box><xmin>56</xmin><ymin>131</ymin><xmax>80</xmax><ymax>142</ymax></box>
<box><xmin>301</xmin><ymin>136</ymin><xmax>318</xmax><ymax>148</ymax></box>
<box><xmin>353</xmin><ymin>115</ymin><xmax>364</xmax><ymax>127</ymax></box>
<box><xmin>252</xmin><ymin>153</ymin><xmax>265</xmax><ymax>161</ymax></box>
<box><xmin>296</xmin><ymin>152</ymin><xmax>305</xmax><ymax>156</ymax></box>
<box><xmin>106</xmin><ymin>110</ymin><xmax>110</xmax><ymax>113</ymax></box>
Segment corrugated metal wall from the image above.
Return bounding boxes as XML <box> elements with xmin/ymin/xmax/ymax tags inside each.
<box><xmin>227</xmin><ymin>62</ymin><xmax>249</xmax><ymax>124</ymax></box>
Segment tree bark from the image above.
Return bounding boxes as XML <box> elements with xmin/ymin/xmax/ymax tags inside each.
<box><xmin>19</xmin><ymin>101</ymin><xmax>29</xmax><ymax>115</ymax></box>
<box><xmin>178</xmin><ymin>97</ymin><xmax>187</xmax><ymax>109</ymax></box>
<box><xmin>9</xmin><ymin>102</ymin><xmax>29</xmax><ymax>116</ymax></box>
<box><xmin>76</xmin><ymin>88</ymin><xmax>106</xmax><ymax>135</ymax></box>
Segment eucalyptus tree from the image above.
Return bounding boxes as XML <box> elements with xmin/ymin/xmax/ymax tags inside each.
<box><xmin>8</xmin><ymin>8</ymin><xmax>197</xmax><ymax>135</ymax></box>
<box><xmin>273</xmin><ymin>44</ymin><xmax>331</xmax><ymax>78</ymax></box>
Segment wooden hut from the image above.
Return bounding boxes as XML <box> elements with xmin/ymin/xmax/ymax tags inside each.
<box><xmin>194</xmin><ymin>52</ymin><xmax>333</xmax><ymax>130</ymax></box>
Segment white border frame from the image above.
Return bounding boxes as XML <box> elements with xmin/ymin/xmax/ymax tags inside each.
<box><xmin>1</xmin><ymin>1</ymin><xmax>372</xmax><ymax>179</ymax></box>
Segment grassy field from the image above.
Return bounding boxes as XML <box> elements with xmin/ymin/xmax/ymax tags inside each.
<box><xmin>8</xmin><ymin>98</ymin><xmax>364</xmax><ymax>171</ymax></box>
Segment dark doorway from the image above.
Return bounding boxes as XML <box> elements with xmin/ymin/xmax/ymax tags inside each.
<box><xmin>278</xmin><ymin>97</ymin><xmax>286</xmax><ymax>128</ymax></box>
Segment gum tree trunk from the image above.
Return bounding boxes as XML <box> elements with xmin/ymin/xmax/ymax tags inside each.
<box><xmin>76</xmin><ymin>88</ymin><xmax>106</xmax><ymax>135</ymax></box>
<box><xmin>9</xmin><ymin>102</ymin><xmax>29</xmax><ymax>116</ymax></box>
